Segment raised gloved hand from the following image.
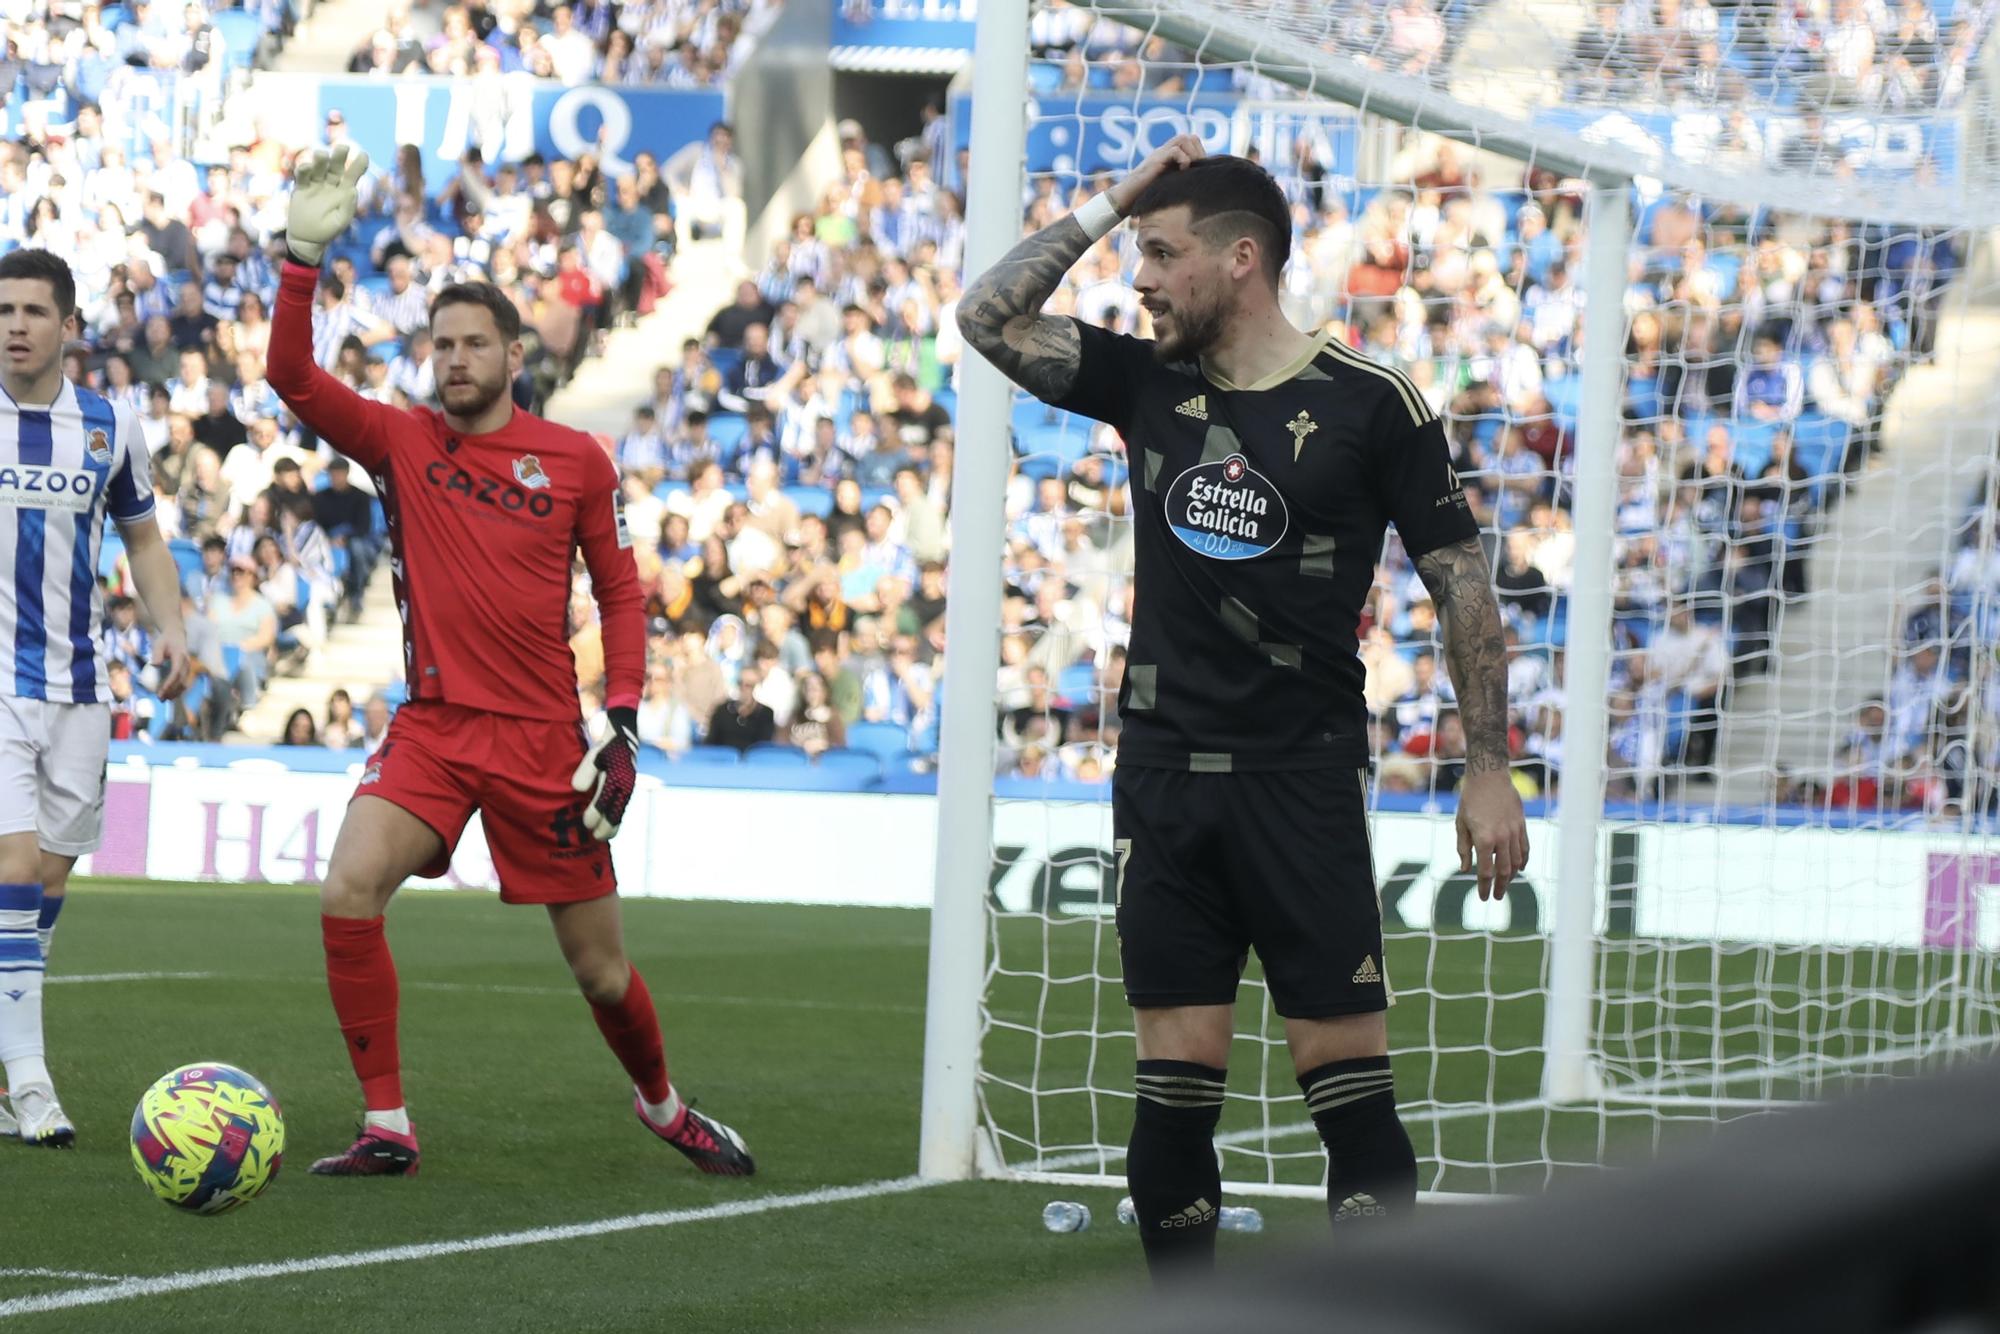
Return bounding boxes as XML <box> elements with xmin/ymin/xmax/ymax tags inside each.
<box><xmin>285</xmin><ymin>142</ymin><xmax>370</xmax><ymax>268</ymax></box>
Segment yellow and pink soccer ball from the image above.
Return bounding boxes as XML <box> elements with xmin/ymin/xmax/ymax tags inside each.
<box><xmin>130</xmin><ymin>1063</ymin><xmax>285</xmax><ymax>1214</ymax></box>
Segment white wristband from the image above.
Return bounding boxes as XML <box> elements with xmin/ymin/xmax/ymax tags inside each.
<box><xmin>1073</xmin><ymin>192</ymin><xmax>1123</xmax><ymax>242</ymax></box>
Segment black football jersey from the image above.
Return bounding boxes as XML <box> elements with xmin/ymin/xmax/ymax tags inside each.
<box><xmin>1048</xmin><ymin>321</ymin><xmax>1478</xmax><ymax>772</ymax></box>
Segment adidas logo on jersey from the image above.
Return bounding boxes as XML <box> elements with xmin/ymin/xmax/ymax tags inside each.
<box><xmin>1158</xmin><ymin>1197</ymin><xmax>1218</xmax><ymax>1228</ymax></box>
<box><xmin>1174</xmin><ymin>395</ymin><xmax>1208</xmax><ymax>421</ymax></box>
<box><xmin>1352</xmin><ymin>955</ymin><xmax>1382</xmax><ymax>985</ymax></box>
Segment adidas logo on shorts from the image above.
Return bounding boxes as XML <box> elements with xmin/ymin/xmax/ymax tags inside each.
<box><xmin>1352</xmin><ymin>955</ymin><xmax>1382</xmax><ymax>985</ymax></box>
<box><xmin>1158</xmin><ymin>1196</ymin><xmax>1217</xmax><ymax>1228</ymax></box>
<box><xmin>1174</xmin><ymin>395</ymin><xmax>1208</xmax><ymax>421</ymax></box>
<box><xmin>1335</xmin><ymin>1192</ymin><xmax>1386</xmax><ymax>1222</ymax></box>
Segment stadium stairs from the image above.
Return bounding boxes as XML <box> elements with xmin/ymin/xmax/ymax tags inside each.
<box><xmin>269</xmin><ymin>0</ymin><xmax>423</xmax><ymax>74</ymax></box>
<box><xmin>1716</xmin><ymin>238</ymin><xmax>2000</xmax><ymax>802</ymax></box>
<box><xmin>541</xmin><ymin>230</ymin><xmax>753</xmax><ymax>439</ymax></box>
<box><xmin>230</xmin><ymin>561</ymin><xmax>404</xmax><ymax>742</ymax></box>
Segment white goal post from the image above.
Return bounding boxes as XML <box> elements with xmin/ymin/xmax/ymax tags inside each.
<box><xmin>923</xmin><ymin>0</ymin><xmax>2000</xmax><ymax>1198</ymax></box>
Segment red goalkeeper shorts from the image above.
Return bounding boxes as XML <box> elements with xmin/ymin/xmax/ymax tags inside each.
<box><xmin>355</xmin><ymin>701</ymin><xmax>617</xmax><ymax>905</ymax></box>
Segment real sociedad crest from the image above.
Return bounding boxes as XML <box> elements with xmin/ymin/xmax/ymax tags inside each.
<box><xmin>85</xmin><ymin>428</ymin><xmax>112</xmax><ymax>466</ymax></box>
<box><xmin>1164</xmin><ymin>453</ymin><xmax>1289</xmax><ymax>560</ymax></box>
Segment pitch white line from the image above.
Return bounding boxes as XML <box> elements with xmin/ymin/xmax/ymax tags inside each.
<box><xmin>0</xmin><ymin>1270</ymin><xmax>127</xmax><ymax>1284</ymax></box>
<box><xmin>47</xmin><ymin>972</ymin><xmax>215</xmax><ymax>986</ymax></box>
<box><xmin>0</xmin><ymin>1175</ymin><xmax>939</xmax><ymax>1321</ymax></box>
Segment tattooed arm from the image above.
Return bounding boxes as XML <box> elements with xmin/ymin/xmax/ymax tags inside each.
<box><xmin>956</xmin><ymin>132</ymin><xmax>1206</xmax><ymax>404</ymax></box>
<box><xmin>1416</xmin><ymin>535</ymin><xmax>1530</xmax><ymax>901</ymax></box>
<box><xmin>953</xmin><ymin>216</ymin><xmax>1091</xmax><ymax>403</ymax></box>
<box><xmin>1415</xmin><ymin>536</ymin><xmax>1511</xmax><ymax>777</ymax></box>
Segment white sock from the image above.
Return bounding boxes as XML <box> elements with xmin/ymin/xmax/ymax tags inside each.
<box><xmin>641</xmin><ymin>1086</ymin><xmax>683</xmax><ymax>1128</ymax></box>
<box><xmin>37</xmin><ymin>927</ymin><xmax>53</xmax><ymax>960</ymax></box>
<box><xmin>364</xmin><ymin>1106</ymin><xmax>412</xmax><ymax>1136</ymax></box>
<box><xmin>0</xmin><ymin>887</ymin><xmax>47</xmax><ymax>1092</ymax></box>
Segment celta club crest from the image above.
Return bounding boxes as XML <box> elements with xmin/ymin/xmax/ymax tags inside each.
<box><xmin>1286</xmin><ymin>411</ymin><xmax>1318</xmax><ymax>460</ymax></box>
<box><xmin>513</xmin><ymin>454</ymin><xmax>552</xmax><ymax>489</ymax></box>
<box><xmin>86</xmin><ymin>428</ymin><xmax>112</xmax><ymax>464</ymax></box>
<box><xmin>1223</xmin><ymin>456</ymin><xmax>1246</xmax><ymax>483</ymax></box>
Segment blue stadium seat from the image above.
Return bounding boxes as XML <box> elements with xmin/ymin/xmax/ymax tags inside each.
<box><xmin>1792</xmin><ymin>411</ymin><xmax>1850</xmax><ymax>481</ymax></box>
<box><xmin>680</xmin><ymin>745</ymin><xmax>742</xmax><ymax>765</ymax></box>
<box><xmin>101</xmin><ymin>3</ymin><xmax>130</xmax><ymax>27</ymax></box>
<box><xmin>860</xmin><ymin>487</ymin><xmax>895</xmax><ymax>514</ymax></box>
<box><xmin>706</xmin><ymin>412</ymin><xmax>749</xmax><ymax>455</ymax></box>
<box><xmin>1016</xmin><ymin>422</ymin><xmax>1092</xmax><ymax>482</ymax></box>
<box><xmin>783</xmin><ymin>485</ymin><xmax>834</xmax><ymax>518</ymax></box>
<box><xmin>744</xmin><ymin>743</ymin><xmax>810</xmax><ymax>766</ymax></box>
<box><xmin>98</xmin><ymin>531</ymin><xmax>126</xmax><ymax>578</ymax></box>
<box><xmin>381</xmin><ymin>680</ymin><xmax>408</xmax><ymax>707</ymax></box>
<box><xmin>1055</xmin><ymin>662</ymin><xmax>1098</xmax><ymax>708</ymax></box>
<box><xmin>213</xmin><ymin>9</ymin><xmax>263</xmax><ymax>74</ymax></box>
<box><xmin>1731</xmin><ymin>420</ymin><xmax>1779</xmax><ymax>477</ymax></box>
<box><xmin>814</xmin><ymin>748</ymin><xmax>882</xmax><ymax>779</ymax></box>
<box><xmin>1012</xmin><ymin>395</ymin><xmax>1062</xmax><ymax>437</ymax></box>
<box><xmin>708</xmin><ymin>347</ymin><xmax>744</xmax><ymax>381</ymax></box>
<box><xmin>846</xmin><ymin>721</ymin><xmax>907</xmax><ymax>764</ymax></box>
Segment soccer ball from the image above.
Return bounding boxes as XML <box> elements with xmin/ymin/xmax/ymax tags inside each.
<box><xmin>130</xmin><ymin>1063</ymin><xmax>285</xmax><ymax>1215</ymax></box>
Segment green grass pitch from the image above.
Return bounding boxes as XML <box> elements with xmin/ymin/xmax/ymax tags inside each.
<box><xmin>8</xmin><ymin>880</ymin><xmax>1968</xmax><ymax>1330</ymax></box>
<box><xmin>1</xmin><ymin>882</ymin><xmax>1335</xmax><ymax>1333</ymax></box>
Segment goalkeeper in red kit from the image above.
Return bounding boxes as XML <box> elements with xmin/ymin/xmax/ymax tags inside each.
<box><xmin>271</xmin><ymin>145</ymin><xmax>754</xmax><ymax>1179</ymax></box>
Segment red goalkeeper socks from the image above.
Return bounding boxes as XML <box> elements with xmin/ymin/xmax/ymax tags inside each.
<box><xmin>591</xmin><ymin>966</ymin><xmax>674</xmax><ymax>1108</ymax></box>
<box><xmin>322</xmin><ymin>914</ymin><xmax>405</xmax><ymax>1112</ymax></box>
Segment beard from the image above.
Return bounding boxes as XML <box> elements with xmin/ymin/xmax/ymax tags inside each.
<box><xmin>438</xmin><ymin>369</ymin><xmax>510</xmax><ymax>419</ymax></box>
<box><xmin>1148</xmin><ymin>287</ymin><xmax>1227</xmax><ymax>363</ymax></box>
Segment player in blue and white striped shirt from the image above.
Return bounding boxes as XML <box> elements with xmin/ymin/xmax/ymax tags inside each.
<box><xmin>0</xmin><ymin>250</ymin><xmax>191</xmax><ymax>1148</ymax></box>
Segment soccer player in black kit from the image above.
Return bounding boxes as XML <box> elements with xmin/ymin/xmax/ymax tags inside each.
<box><xmin>959</xmin><ymin>137</ymin><xmax>1530</xmax><ymax>1279</ymax></box>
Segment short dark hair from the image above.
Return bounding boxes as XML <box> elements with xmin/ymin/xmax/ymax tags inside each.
<box><xmin>429</xmin><ymin>282</ymin><xmax>522</xmax><ymax>341</ymax></box>
<box><xmin>1126</xmin><ymin>155</ymin><xmax>1292</xmax><ymax>288</ymax></box>
<box><xmin>0</xmin><ymin>249</ymin><xmax>77</xmax><ymax>319</ymax></box>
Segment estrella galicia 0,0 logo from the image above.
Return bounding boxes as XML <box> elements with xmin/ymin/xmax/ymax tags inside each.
<box><xmin>1163</xmin><ymin>453</ymin><xmax>1289</xmax><ymax>560</ymax></box>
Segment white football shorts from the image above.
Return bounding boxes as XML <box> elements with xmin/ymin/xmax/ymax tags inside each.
<box><xmin>0</xmin><ymin>696</ymin><xmax>111</xmax><ymax>857</ymax></box>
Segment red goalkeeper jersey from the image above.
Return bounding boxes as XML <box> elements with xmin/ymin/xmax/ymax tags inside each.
<box><xmin>268</xmin><ymin>260</ymin><xmax>643</xmax><ymax>722</ymax></box>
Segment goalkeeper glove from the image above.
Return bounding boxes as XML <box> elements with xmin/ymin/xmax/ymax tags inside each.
<box><xmin>571</xmin><ymin>707</ymin><xmax>640</xmax><ymax>841</ymax></box>
<box><xmin>285</xmin><ymin>143</ymin><xmax>370</xmax><ymax>269</ymax></box>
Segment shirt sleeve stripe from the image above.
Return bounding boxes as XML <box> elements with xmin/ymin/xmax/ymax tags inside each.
<box><xmin>1320</xmin><ymin>337</ymin><xmax>1436</xmax><ymax>427</ymax></box>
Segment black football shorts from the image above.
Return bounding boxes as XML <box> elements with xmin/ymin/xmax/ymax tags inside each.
<box><xmin>1111</xmin><ymin>765</ymin><xmax>1389</xmax><ymax>1019</ymax></box>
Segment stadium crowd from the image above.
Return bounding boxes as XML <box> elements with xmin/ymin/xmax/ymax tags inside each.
<box><xmin>38</xmin><ymin>0</ymin><xmax>773</xmax><ymax>740</ymax></box>
<box><xmin>1028</xmin><ymin>0</ymin><xmax>1988</xmax><ymax>118</ymax></box>
<box><xmin>34</xmin><ymin>0</ymin><xmax>1983</xmax><ymax>817</ymax></box>
<box><xmin>564</xmin><ymin>75</ymin><xmax>1965</xmax><ymax>810</ymax></box>
<box><xmin>340</xmin><ymin>0</ymin><xmax>781</xmax><ymax>87</ymax></box>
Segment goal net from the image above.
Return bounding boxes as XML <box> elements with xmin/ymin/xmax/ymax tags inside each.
<box><xmin>953</xmin><ymin>0</ymin><xmax>2000</xmax><ymax>1198</ymax></box>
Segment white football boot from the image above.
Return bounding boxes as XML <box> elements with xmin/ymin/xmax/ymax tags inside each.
<box><xmin>0</xmin><ymin>1088</ymin><xmax>16</xmax><ymax>1138</ymax></box>
<box><xmin>11</xmin><ymin>1084</ymin><xmax>75</xmax><ymax>1148</ymax></box>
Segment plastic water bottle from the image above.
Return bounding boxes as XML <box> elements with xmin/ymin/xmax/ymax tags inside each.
<box><xmin>1113</xmin><ymin>1197</ymin><xmax>1261</xmax><ymax>1231</ymax></box>
<box><xmin>1219</xmin><ymin>1206</ymin><xmax>1264</xmax><ymax>1233</ymax></box>
<box><xmin>1041</xmin><ymin>1201</ymin><xmax>1091</xmax><ymax>1232</ymax></box>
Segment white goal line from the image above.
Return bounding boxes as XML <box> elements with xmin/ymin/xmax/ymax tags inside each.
<box><xmin>0</xmin><ymin>1176</ymin><xmax>940</xmax><ymax>1322</ymax></box>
